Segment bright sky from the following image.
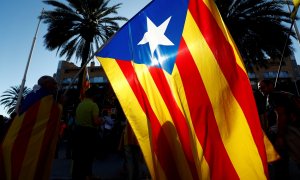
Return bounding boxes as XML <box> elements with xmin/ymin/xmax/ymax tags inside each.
<box><xmin>0</xmin><ymin>0</ymin><xmax>299</xmax><ymax>117</ymax></box>
<box><xmin>0</xmin><ymin>0</ymin><xmax>151</xmax><ymax>117</ymax></box>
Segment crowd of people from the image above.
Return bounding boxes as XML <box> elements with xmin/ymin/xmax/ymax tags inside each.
<box><xmin>54</xmin><ymin>85</ymin><xmax>147</xmax><ymax>180</ymax></box>
<box><xmin>1</xmin><ymin>75</ymin><xmax>300</xmax><ymax>179</ymax></box>
<box><xmin>0</xmin><ymin>75</ymin><xmax>148</xmax><ymax>180</ymax></box>
<box><xmin>63</xmin><ymin>78</ymin><xmax>300</xmax><ymax>180</ymax></box>
<box><xmin>256</xmin><ymin>79</ymin><xmax>300</xmax><ymax>179</ymax></box>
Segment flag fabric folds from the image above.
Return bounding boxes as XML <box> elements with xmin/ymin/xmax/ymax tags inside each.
<box><xmin>291</xmin><ymin>0</ymin><xmax>300</xmax><ymax>20</ymax></box>
<box><xmin>293</xmin><ymin>0</ymin><xmax>300</xmax><ymax>8</ymax></box>
<box><xmin>0</xmin><ymin>90</ymin><xmax>62</xmax><ymax>180</ymax></box>
<box><xmin>96</xmin><ymin>0</ymin><xmax>268</xmax><ymax>179</ymax></box>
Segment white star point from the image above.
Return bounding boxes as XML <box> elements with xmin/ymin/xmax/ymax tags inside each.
<box><xmin>138</xmin><ymin>16</ymin><xmax>174</xmax><ymax>57</ymax></box>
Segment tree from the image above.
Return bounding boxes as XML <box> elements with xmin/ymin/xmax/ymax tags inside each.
<box><xmin>215</xmin><ymin>0</ymin><xmax>296</xmax><ymax>71</ymax></box>
<box><xmin>41</xmin><ymin>0</ymin><xmax>127</xmax><ymax>94</ymax></box>
<box><xmin>0</xmin><ymin>86</ymin><xmax>31</xmax><ymax>115</ymax></box>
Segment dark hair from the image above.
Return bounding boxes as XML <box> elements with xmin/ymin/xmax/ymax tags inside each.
<box><xmin>10</xmin><ymin>112</ymin><xmax>17</xmax><ymax>120</ymax></box>
<box><xmin>38</xmin><ymin>76</ymin><xmax>56</xmax><ymax>87</ymax></box>
<box><xmin>85</xmin><ymin>87</ymin><xmax>99</xmax><ymax>98</ymax></box>
<box><xmin>259</xmin><ymin>79</ymin><xmax>274</xmax><ymax>86</ymax></box>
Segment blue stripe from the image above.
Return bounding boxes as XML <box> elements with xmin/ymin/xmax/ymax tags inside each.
<box><xmin>19</xmin><ymin>88</ymin><xmax>50</xmax><ymax>114</ymax></box>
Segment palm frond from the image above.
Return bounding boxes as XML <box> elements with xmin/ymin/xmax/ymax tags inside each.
<box><xmin>216</xmin><ymin>0</ymin><xmax>296</xmax><ymax>70</ymax></box>
<box><xmin>0</xmin><ymin>86</ymin><xmax>31</xmax><ymax>115</ymax></box>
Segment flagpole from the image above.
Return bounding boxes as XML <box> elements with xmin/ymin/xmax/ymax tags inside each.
<box><xmin>285</xmin><ymin>0</ymin><xmax>300</xmax><ymax>45</ymax></box>
<box><xmin>275</xmin><ymin>0</ymin><xmax>299</xmax><ymax>88</ymax></box>
<box><xmin>15</xmin><ymin>9</ymin><xmax>44</xmax><ymax>113</ymax></box>
<box><xmin>62</xmin><ymin>29</ymin><xmax>118</xmax><ymax>97</ymax></box>
<box><xmin>275</xmin><ymin>19</ymin><xmax>295</xmax><ymax>88</ymax></box>
<box><xmin>62</xmin><ymin>53</ymin><xmax>98</xmax><ymax>97</ymax></box>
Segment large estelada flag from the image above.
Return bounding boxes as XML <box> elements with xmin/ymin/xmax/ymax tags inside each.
<box><xmin>96</xmin><ymin>0</ymin><xmax>268</xmax><ymax>179</ymax></box>
<box><xmin>0</xmin><ymin>89</ymin><xmax>62</xmax><ymax>180</ymax></box>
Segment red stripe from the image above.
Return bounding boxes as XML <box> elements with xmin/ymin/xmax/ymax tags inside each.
<box><xmin>117</xmin><ymin>60</ymin><xmax>181</xmax><ymax>179</ymax></box>
<box><xmin>34</xmin><ymin>102</ymin><xmax>61</xmax><ymax>180</ymax></box>
<box><xmin>188</xmin><ymin>0</ymin><xmax>267</xmax><ymax>173</ymax></box>
<box><xmin>176</xmin><ymin>39</ymin><xmax>239</xmax><ymax>179</ymax></box>
<box><xmin>148</xmin><ymin>67</ymin><xmax>199</xmax><ymax>179</ymax></box>
<box><xmin>11</xmin><ymin>101</ymin><xmax>40</xmax><ymax>179</ymax></box>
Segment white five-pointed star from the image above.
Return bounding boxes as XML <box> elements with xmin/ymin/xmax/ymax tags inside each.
<box><xmin>138</xmin><ymin>16</ymin><xmax>174</xmax><ymax>57</ymax></box>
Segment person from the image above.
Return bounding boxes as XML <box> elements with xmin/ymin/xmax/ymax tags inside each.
<box><xmin>253</xmin><ymin>89</ymin><xmax>267</xmax><ymax>131</ymax></box>
<box><xmin>103</xmin><ymin>109</ymin><xmax>115</xmax><ymax>137</ymax></box>
<box><xmin>65</xmin><ymin>111</ymin><xmax>75</xmax><ymax>159</ymax></box>
<box><xmin>258</xmin><ymin>79</ymin><xmax>300</xmax><ymax>179</ymax></box>
<box><xmin>0</xmin><ymin>75</ymin><xmax>62</xmax><ymax>180</ymax></box>
<box><xmin>100</xmin><ymin>109</ymin><xmax>115</xmax><ymax>155</ymax></box>
<box><xmin>0</xmin><ymin>115</ymin><xmax>5</xmax><ymax>143</ymax></box>
<box><xmin>122</xmin><ymin>121</ymin><xmax>141</xmax><ymax>180</ymax></box>
<box><xmin>72</xmin><ymin>87</ymin><xmax>102</xmax><ymax>180</ymax></box>
<box><xmin>19</xmin><ymin>75</ymin><xmax>58</xmax><ymax>114</ymax></box>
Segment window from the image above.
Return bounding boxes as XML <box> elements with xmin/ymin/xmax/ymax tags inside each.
<box><xmin>279</xmin><ymin>71</ymin><xmax>289</xmax><ymax>78</ymax></box>
<box><xmin>62</xmin><ymin>78</ymin><xmax>78</xmax><ymax>84</ymax></box>
<box><xmin>263</xmin><ymin>71</ymin><xmax>289</xmax><ymax>78</ymax></box>
<box><xmin>90</xmin><ymin>76</ymin><xmax>107</xmax><ymax>83</ymax></box>
<box><xmin>248</xmin><ymin>72</ymin><xmax>256</xmax><ymax>78</ymax></box>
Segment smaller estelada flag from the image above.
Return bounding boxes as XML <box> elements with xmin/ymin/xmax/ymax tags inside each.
<box><xmin>80</xmin><ymin>66</ymin><xmax>91</xmax><ymax>100</ymax></box>
<box><xmin>0</xmin><ymin>88</ymin><xmax>62</xmax><ymax>180</ymax></box>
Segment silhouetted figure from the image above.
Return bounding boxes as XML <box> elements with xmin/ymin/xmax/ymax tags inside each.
<box><xmin>72</xmin><ymin>87</ymin><xmax>102</xmax><ymax>180</ymax></box>
<box><xmin>258</xmin><ymin>79</ymin><xmax>300</xmax><ymax>179</ymax></box>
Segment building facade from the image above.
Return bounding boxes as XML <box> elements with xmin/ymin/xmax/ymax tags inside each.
<box><xmin>55</xmin><ymin>60</ymin><xmax>108</xmax><ymax>90</ymax></box>
<box><xmin>55</xmin><ymin>60</ymin><xmax>111</xmax><ymax>113</ymax></box>
<box><xmin>248</xmin><ymin>55</ymin><xmax>300</xmax><ymax>94</ymax></box>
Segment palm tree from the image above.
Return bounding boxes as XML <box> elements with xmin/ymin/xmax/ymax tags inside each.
<box><xmin>41</xmin><ymin>0</ymin><xmax>127</xmax><ymax>95</ymax></box>
<box><xmin>0</xmin><ymin>86</ymin><xmax>31</xmax><ymax>115</ymax></box>
<box><xmin>215</xmin><ymin>0</ymin><xmax>296</xmax><ymax>71</ymax></box>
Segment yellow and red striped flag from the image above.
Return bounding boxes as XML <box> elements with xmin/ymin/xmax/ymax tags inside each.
<box><xmin>96</xmin><ymin>0</ymin><xmax>268</xmax><ymax>179</ymax></box>
<box><xmin>80</xmin><ymin>66</ymin><xmax>91</xmax><ymax>100</ymax></box>
<box><xmin>0</xmin><ymin>90</ymin><xmax>62</xmax><ymax>180</ymax></box>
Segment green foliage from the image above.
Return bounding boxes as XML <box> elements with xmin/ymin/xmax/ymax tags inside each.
<box><xmin>0</xmin><ymin>86</ymin><xmax>31</xmax><ymax>115</ymax></box>
<box><xmin>215</xmin><ymin>0</ymin><xmax>296</xmax><ymax>71</ymax></box>
<box><xmin>41</xmin><ymin>0</ymin><xmax>127</xmax><ymax>92</ymax></box>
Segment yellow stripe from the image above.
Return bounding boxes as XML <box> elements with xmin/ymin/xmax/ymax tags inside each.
<box><xmin>263</xmin><ymin>132</ymin><xmax>280</xmax><ymax>162</ymax></box>
<box><xmin>3</xmin><ymin>116</ymin><xmax>23</xmax><ymax>179</ymax></box>
<box><xmin>202</xmin><ymin>0</ymin><xmax>246</xmax><ymax>73</ymax></box>
<box><xmin>98</xmin><ymin>58</ymin><xmax>160</xmax><ymax>179</ymax></box>
<box><xmin>183</xmin><ymin>10</ymin><xmax>266</xmax><ymax>179</ymax></box>
<box><xmin>100</xmin><ymin>59</ymin><xmax>210</xmax><ymax>179</ymax></box>
<box><xmin>2</xmin><ymin>114</ymin><xmax>25</xmax><ymax>180</ymax></box>
<box><xmin>43</xmin><ymin>104</ymin><xmax>62</xmax><ymax>180</ymax></box>
<box><xmin>172</xmin><ymin>65</ymin><xmax>211</xmax><ymax>179</ymax></box>
<box><xmin>19</xmin><ymin>96</ymin><xmax>53</xmax><ymax>179</ymax></box>
<box><xmin>134</xmin><ymin>63</ymin><xmax>195</xmax><ymax>179</ymax></box>
<box><xmin>294</xmin><ymin>0</ymin><xmax>300</xmax><ymax>7</ymax></box>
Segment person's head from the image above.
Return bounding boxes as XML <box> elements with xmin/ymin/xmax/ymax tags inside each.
<box><xmin>38</xmin><ymin>75</ymin><xmax>58</xmax><ymax>94</ymax></box>
<box><xmin>10</xmin><ymin>111</ymin><xmax>17</xmax><ymax>120</ymax></box>
<box><xmin>85</xmin><ymin>86</ymin><xmax>98</xmax><ymax>100</ymax></box>
<box><xmin>258</xmin><ymin>79</ymin><xmax>274</xmax><ymax>96</ymax></box>
<box><xmin>102</xmin><ymin>109</ymin><xmax>108</xmax><ymax>116</ymax></box>
<box><xmin>0</xmin><ymin>115</ymin><xmax>4</xmax><ymax>126</ymax></box>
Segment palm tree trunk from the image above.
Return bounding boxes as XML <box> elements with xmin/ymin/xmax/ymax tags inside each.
<box><xmin>77</xmin><ymin>43</ymin><xmax>91</xmax><ymax>98</ymax></box>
